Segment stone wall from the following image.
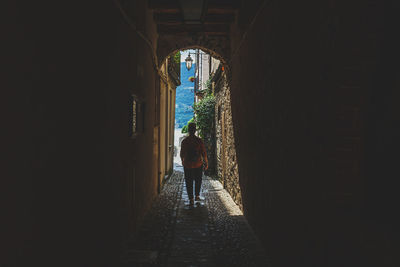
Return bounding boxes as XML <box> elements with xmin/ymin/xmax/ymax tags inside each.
<box><xmin>228</xmin><ymin>1</ymin><xmax>388</xmax><ymax>266</ymax></box>
<box><xmin>215</xmin><ymin>72</ymin><xmax>242</xmax><ymax>210</ymax></box>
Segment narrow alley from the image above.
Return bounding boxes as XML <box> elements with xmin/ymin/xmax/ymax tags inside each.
<box><xmin>122</xmin><ymin>167</ymin><xmax>269</xmax><ymax>267</ymax></box>
<box><xmin>4</xmin><ymin>0</ymin><xmax>400</xmax><ymax>266</ymax></box>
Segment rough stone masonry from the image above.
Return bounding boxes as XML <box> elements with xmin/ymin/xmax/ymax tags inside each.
<box><xmin>214</xmin><ymin>71</ymin><xmax>242</xmax><ymax>210</ymax></box>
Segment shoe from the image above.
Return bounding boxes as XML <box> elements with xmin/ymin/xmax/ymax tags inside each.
<box><xmin>195</xmin><ymin>196</ymin><xmax>201</xmax><ymax>201</ymax></box>
<box><xmin>189</xmin><ymin>199</ymin><xmax>194</xmax><ymax>205</ymax></box>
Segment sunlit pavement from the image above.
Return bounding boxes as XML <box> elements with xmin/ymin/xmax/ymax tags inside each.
<box><xmin>122</xmin><ymin>169</ymin><xmax>270</xmax><ymax>267</ymax></box>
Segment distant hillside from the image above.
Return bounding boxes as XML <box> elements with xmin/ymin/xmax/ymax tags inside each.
<box><xmin>175</xmin><ymin>62</ymin><xmax>195</xmax><ymax>128</ymax></box>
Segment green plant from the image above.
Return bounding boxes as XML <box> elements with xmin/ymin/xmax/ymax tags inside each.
<box><xmin>197</xmin><ymin>74</ymin><xmax>214</xmax><ymax>97</ymax></box>
<box><xmin>181</xmin><ymin>117</ymin><xmax>194</xmax><ymax>133</ymax></box>
<box><xmin>193</xmin><ymin>95</ymin><xmax>215</xmax><ymax>139</ymax></box>
<box><xmin>203</xmin><ymin>74</ymin><xmax>214</xmax><ymax>96</ymax></box>
<box><xmin>174</xmin><ymin>51</ymin><xmax>181</xmax><ymax>65</ymax></box>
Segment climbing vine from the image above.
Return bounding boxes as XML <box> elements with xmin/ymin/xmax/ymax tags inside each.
<box><xmin>174</xmin><ymin>51</ymin><xmax>180</xmax><ymax>65</ymax></box>
<box><xmin>181</xmin><ymin>95</ymin><xmax>215</xmax><ymax>139</ymax></box>
<box><xmin>180</xmin><ymin>76</ymin><xmax>216</xmax><ymax>175</ymax></box>
<box><xmin>181</xmin><ymin>117</ymin><xmax>194</xmax><ymax>134</ymax></box>
<box><xmin>195</xmin><ymin>74</ymin><xmax>214</xmax><ymax>97</ymax></box>
<box><xmin>193</xmin><ymin>95</ymin><xmax>215</xmax><ymax>140</ymax></box>
<box><xmin>181</xmin><ymin>75</ymin><xmax>216</xmax><ymax>140</ymax></box>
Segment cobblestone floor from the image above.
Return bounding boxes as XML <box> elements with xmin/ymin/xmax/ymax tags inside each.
<box><xmin>122</xmin><ymin>167</ymin><xmax>270</xmax><ymax>267</ymax></box>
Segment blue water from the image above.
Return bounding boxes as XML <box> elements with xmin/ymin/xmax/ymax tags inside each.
<box><xmin>175</xmin><ymin>62</ymin><xmax>195</xmax><ymax>128</ymax></box>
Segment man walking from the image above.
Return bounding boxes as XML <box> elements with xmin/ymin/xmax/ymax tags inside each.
<box><xmin>180</xmin><ymin>122</ymin><xmax>208</xmax><ymax>205</ymax></box>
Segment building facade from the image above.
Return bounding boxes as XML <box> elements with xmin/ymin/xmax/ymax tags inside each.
<box><xmin>158</xmin><ymin>54</ymin><xmax>180</xmax><ymax>184</ymax></box>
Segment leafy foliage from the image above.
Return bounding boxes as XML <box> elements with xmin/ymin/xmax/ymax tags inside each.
<box><xmin>193</xmin><ymin>95</ymin><xmax>216</xmax><ymax>139</ymax></box>
<box><xmin>195</xmin><ymin>74</ymin><xmax>214</xmax><ymax>97</ymax></box>
<box><xmin>174</xmin><ymin>51</ymin><xmax>181</xmax><ymax>65</ymax></box>
<box><xmin>202</xmin><ymin>74</ymin><xmax>214</xmax><ymax>97</ymax></box>
<box><xmin>193</xmin><ymin>92</ymin><xmax>216</xmax><ymax>176</ymax></box>
<box><xmin>181</xmin><ymin>117</ymin><xmax>194</xmax><ymax>133</ymax></box>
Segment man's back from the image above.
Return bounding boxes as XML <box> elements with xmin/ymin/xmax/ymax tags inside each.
<box><xmin>180</xmin><ymin>135</ymin><xmax>206</xmax><ymax>169</ymax></box>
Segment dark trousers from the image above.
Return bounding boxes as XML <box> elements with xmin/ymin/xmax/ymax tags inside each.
<box><xmin>184</xmin><ymin>167</ymin><xmax>203</xmax><ymax>199</ymax></box>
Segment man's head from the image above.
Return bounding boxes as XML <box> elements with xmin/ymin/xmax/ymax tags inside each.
<box><xmin>188</xmin><ymin>122</ymin><xmax>196</xmax><ymax>135</ymax></box>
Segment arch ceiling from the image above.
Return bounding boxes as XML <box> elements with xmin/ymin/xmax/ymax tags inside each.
<box><xmin>149</xmin><ymin>0</ymin><xmax>239</xmax><ymax>65</ymax></box>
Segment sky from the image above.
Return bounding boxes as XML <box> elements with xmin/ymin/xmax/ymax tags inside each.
<box><xmin>180</xmin><ymin>49</ymin><xmax>196</xmax><ymax>63</ymax></box>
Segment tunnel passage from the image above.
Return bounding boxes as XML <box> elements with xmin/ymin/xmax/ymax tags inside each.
<box><xmin>3</xmin><ymin>0</ymin><xmax>400</xmax><ymax>266</ymax></box>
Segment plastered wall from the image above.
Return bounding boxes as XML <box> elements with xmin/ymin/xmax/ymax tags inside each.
<box><xmin>2</xmin><ymin>1</ymin><xmax>160</xmax><ymax>266</ymax></box>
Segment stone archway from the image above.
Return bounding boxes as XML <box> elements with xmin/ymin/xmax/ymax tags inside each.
<box><xmin>161</xmin><ymin>43</ymin><xmax>242</xmax><ymax>209</ymax></box>
<box><xmin>157</xmin><ymin>34</ymin><xmax>230</xmax><ymax>68</ymax></box>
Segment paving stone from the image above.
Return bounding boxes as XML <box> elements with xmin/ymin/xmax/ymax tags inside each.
<box><xmin>122</xmin><ymin>169</ymin><xmax>271</xmax><ymax>267</ymax></box>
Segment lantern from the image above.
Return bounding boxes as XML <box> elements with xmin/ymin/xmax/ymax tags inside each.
<box><xmin>185</xmin><ymin>53</ymin><xmax>193</xmax><ymax>71</ymax></box>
